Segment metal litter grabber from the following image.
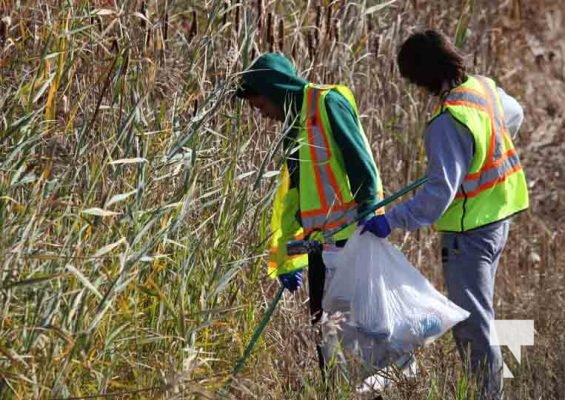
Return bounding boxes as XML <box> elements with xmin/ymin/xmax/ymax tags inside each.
<box><xmin>229</xmin><ymin>176</ymin><xmax>428</xmax><ymax>382</ymax></box>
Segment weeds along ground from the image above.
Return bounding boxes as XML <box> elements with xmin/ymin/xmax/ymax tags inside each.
<box><xmin>0</xmin><ymin>1</ymin><xmax>563</xmax><ymax>399</ymax></box>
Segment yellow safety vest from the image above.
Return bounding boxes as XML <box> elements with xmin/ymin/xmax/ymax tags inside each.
<box><xmin>268</xmin><ymin>84</ymin><xmax>383</xmax><ymax>277</ymax></box>
<box><xmin>432</xmin><ymin>75</ymin><xmax>529</xmax><ymax>232</ymax></box>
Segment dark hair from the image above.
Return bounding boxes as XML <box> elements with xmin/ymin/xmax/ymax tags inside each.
<box><xmin>397</xmin><ymin>30</ymin><xmax>467</xmax><ymax>95</ymax></box>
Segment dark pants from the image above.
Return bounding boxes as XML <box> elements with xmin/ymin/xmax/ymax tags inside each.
<box><xmin>442</xmin><ymin>220</ymin><xmax>509</xmax><ymax>400</ymax></box>
<box><xmin>307</xmin><ymin>239</ymin><xmax>347</xmax><ymax>373</ymax></box>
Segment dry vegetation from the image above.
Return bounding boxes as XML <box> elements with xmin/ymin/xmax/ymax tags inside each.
<box><xmin>0</xmin><ymin>0</ymin><xmax>563</xmax><ymax>399</ymax></box>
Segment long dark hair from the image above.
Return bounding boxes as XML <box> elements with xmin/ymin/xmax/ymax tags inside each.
<box><xmin>397</xmin><ymin>30</ymin><xmax>467</xmax><ymax>95</ymax></box>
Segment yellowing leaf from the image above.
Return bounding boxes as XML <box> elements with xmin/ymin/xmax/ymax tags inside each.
<box><xmin>109</xmin><ymin>158</ymin><xmax>148</xmax><ymax>165</ymax></box>
<box><xmin>66</xmin><ymin>264</ymin><xmax>103</xmax><ymax>300</ymax></box>
<box><xmin>106</xmin><ymin>190</ymin><xmax>137</xmax><ymax>207</ymax></box>
<box><xmin>93</xmin><ymin>237</ymin><xmax>127</xmax><ymax>258</ymax></box>
<box><xmin>81</xmin><ymin>207</ymin><xmax>120</xmax><ymax>217</ymax></box>
<box><xmin>365</xmin><ymin>0</ymin><xmax>397</xmax><ymax>14</ymax></box>
<box><xmin>94</xmin><ymin>9</ymin><xmax>117</xmax><ymax>16</ymax></box>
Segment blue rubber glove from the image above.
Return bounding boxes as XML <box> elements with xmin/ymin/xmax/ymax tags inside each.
<box><xmin>278</xmin><ymin>269</ymin><xmax>303</xmax><ymax>292</ymax></box>
<box><xmin>359</xmin><ymin>214</ymin><xmax>391</xmax><ymax>238</ymax></box>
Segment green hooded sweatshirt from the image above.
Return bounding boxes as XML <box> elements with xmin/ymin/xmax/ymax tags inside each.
<box><xmin>237</xmin><ymin>53</ymin><xmax>381</xmax><ymax>217</ymax></box>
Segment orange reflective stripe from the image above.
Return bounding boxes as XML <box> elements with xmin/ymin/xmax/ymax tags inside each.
<box><xmin>308</xmin><ymin>87</ymin><xmax>346</xmax><ymax>208</ymax></box>
<box><xmin>476</xmin><ymin>78</ymin><xmax>506</xmax><ymax>134</ymax></box>
<box><xmin>456</xmin><ymin>163</ymin><xmax>522</xmax><ymax>199</ymax></box>
<box><xmin>458</xmin><ymin>150</ymin><xmax>522</xmax><ymax>197</ymax></box>
<box><xmin>492</xmin><ymin>148</ymin><xmax>516</xmax><ymax>167</ymax></box>
<box><xmin>475</xmin><ymin>78</ymin><xmax>497</xmax><ymax>169</ymax></box>
<box><xmin>450</xmin><ymin>86</ymin><xmax>486</xmax><ymax>100</ymax></box>
<box><xmin>317</xmin><ymin>101</ymin><xmax>344</xmax><ymax>204</ymax></box>
<box><xmin>300</xmin><ymin>200</ymin><xmax>357</xmax><ymax>234</ymax></box>
<box><xmin>435</xmin><ymin>75</ymin><xmax>528</xmax><ymax>231</ymax></box>
<box><xmin>306</xmin><ymin>89</ymin><xmax>328</xmax><ymax>210</ymax></box>
<box><xmin>303</xmin><ymin>216</ymin><xmax>354</xmax><ymax>235</ymax></box>
<box><xmin>444</xmin><ymin>77</ymin><xmax>508</xmax><ymax>181</ymax></box>
<box><xmin>301</xmin><ymin>86</ymin><xmax>359</xmax><ymax>234</ymax></box>
<box><xmin>300</xmin><ymin>201</ymin><xmax>357</xmax><ymax>217</ymax></box>
<box><xmin>442</xmin><ymin>100</ymin><xmax>489</xmax><ymax>114</ymax></box>
<box><xmin>446</xmin><ymin>77</ymin><xmax>525</xmax><ymax>199</ymax></box>
<box><xmin>475</xmin><ymin>76</ymin><xmax>513</xmax><ymax>171</ymax></box>
<box><xmin>465</xmin><ymin>147</ymin><xmax>514</xmax><ymax>181</ymax></box>
<box><xmin>465</xmin><ymin>171</ymin><xmax>480</xmax><ymax>181</ymax></box>
<box><xmin>301</xmin><ymin>206</ymin><xmax>358</xmax><ymax>233</ymax></box>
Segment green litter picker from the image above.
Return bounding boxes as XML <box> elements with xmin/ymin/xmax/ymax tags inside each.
<box><xmin>230</xmin><ymin>176</ymin><xmax>428</xmax><ymax>379</ymax></box>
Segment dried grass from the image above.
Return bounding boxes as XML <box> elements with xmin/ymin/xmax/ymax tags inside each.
<box><xmin>0</xmin><ymin>0</ymin><xmax>563</xmax><ymax>399</ymax></box>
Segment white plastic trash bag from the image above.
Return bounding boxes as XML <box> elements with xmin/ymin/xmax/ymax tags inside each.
<box><xmin>322</xmin><ymin>228</ymin><xmax>469</xmax><ymax>359</ymax></box>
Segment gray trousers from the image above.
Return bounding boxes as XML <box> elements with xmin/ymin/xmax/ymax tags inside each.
<box><xmin>441</xmin><ymin>219</ymin><xmax>510</xmax><ymax>400</ymax></box>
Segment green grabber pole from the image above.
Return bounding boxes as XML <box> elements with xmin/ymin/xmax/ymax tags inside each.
<box><xmin>324</xmin><ymin>175</ymin><xmax>428</xmax><ymax>240</ymax></box>
<box><xmin>231</xmin><ymin>285</ymin><xmax>285</xmax><ymax>378</ymax></box>
<box><xmin>228</xmin><ymin>176</ymin><xmax>428</xmax><ymax>382</ymax></box>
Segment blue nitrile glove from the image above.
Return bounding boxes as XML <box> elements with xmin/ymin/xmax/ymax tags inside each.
<box><xmin>359</xmin><ymin>214</ymin><xmax>391</xmax><ymax>238</ymax></box>
<box><xmin>278</xmin><ymin>269</ymin><xmax>303</xmax><ymax>292</ymax></box>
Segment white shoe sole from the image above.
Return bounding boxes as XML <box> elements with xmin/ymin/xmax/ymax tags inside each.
<box><xmin>355</xmin><ymin>357</ymin><xmax>418</xmax><ymax>394</ymax></box>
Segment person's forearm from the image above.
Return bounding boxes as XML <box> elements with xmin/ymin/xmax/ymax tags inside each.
<box><xmin>386</xmin><ymin>178</ymin><xmax>456</xmax><ymax>231</ymax></box>
<box><xmin>386</xmin><ymin>113</ymin><xmax>473</xmax><ymax>231</ymax></box>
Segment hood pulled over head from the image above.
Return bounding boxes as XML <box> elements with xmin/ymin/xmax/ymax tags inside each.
<box><xmin>235</xmin><ymin>53</ymin><xmax>307</xmax><ymax>113</ymax></box>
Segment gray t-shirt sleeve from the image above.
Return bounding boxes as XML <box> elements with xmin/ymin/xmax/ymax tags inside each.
<box><xmin>386</xmin><ymin>113</ymin><xmax>474</xmax><ymax>231</ymax></box>
<box><xmin>497</xmin><ymin>87</ymin><xmax>524</xmax><ymax>139</ymax></box>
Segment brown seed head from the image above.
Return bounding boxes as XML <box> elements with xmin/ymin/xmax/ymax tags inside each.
<box><xmin>278</xmin><ymin>19</ymin><xmax>284</xmax><ymax>52</ymax></box>
<box><xmin>163</xmin><ymin>11</ymin><xmax>168</xmax><ymax>41</ymax></box>
<box><xmin>314</xmin><ymin>5</ymin><xmax>322</xmax><ymax>45</ymax></box>
<box><xmin>366</xmin><ymin>14</ymin><xmax>373</xmax><ymax>33</ymax></box>
<box><xmin>222</xmin><ymin>0</ymin><xmax>229</xmax><ymax>26</ymax></box>
<box><xmin>267</xmin><ymin>12</ymin><xmax>274</xmax><ymax>52</ymax></box>
<box><xmin>0</xmin><ymin>19</ymin><xmax>5</xmax><ymax>46</ymax></box>
<box><xmin>373</xmin><ymin>35</ymin><xmax>380</xmax><ymax>58</ymax></box>
<box><xmin>325</xmin><ymin>4</ymin><xmax>333</xmax><ymax>38</ymax></box>
<box><xmin>333</xmin><ymin>18</ymin><xmax>340</xmax><ymax>43</ymax></box>
<box><xmin>307</xmin><ymin>31</ymin><xmax>315</xmax><ymax>59</ymax></box>
<box><xmin>189</xmin><ymin>11</ymin><xmax>197</xmax><ymax>42</ymax></box>
<box><xmin>140</xmin><ymin>1</ymin><xmax>146</xmax><ymax>29</ymax></box>
<box><xmin>257</xmin><ymin>0</ymin><xmax>263</xmax><ymax>32</ymax></box>
<box><xmin>234</xmin><ymin>4</ymin><xmax>240</xmax><ymax>34</ymax></box>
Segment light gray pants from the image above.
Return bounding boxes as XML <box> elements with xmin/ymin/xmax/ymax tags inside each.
<box><xmin>442</xmin><ymin>219</ymin><xmax>510</xmax><ymax>400</ymax></box>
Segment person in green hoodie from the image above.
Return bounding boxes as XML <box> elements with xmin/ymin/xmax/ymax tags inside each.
<box><xmin>235</xmin><ymin>53</ymin><xmax>385</xmax><ymax>331</ymax></box>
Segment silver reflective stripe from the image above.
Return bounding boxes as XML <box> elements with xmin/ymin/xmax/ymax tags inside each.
<box><xmin>301</xmin><ymin>204</ymin><xmax>358</xmax><ymax>231</ymax></box>
<box><xmin>310</xmin><ymin>89</ymin><xmax>341</xmax><ymax>205</ymax></box>
<box><xmin>446</xmin><ymin>90</ymin><xmax>488</xmax><ymax>108</ymax></box>
<box><xmin>475</xmin><ymin>76</ymin><xmax>504</xmax><ymax>129</ymax></box>
<box><xmin>447</xmin><ymin>82</ymin><xmax>505</xmax><ymax>135</ymax></box>
<box><xmin>475</xmin><ymin>76</ymin><xmax>505</xmax><ymax>159</ymax></box>
<box><xmin>458</xmin><ymin>151</ymin><xmax>521</xmax><ymax>195</ymax></box>
<box><xmin>308</xmin><ymin>88</ymin><xmax>339</xmax><ymax>208</ymax></box>
<box><xmin>302</xmin><ymin>87</ymin><xmax>356</xmax><ymax>232</ymax></box>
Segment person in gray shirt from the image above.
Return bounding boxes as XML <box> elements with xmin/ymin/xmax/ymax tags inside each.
<box><xmin>385</xmin><ymin>87</ymin><xmax>524</xmax><ymax>231</ymax></box>
<box><xmin>360</xmin><ymin>30</ymin><xmax>529</xmax><ymax>399</ymax></box>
